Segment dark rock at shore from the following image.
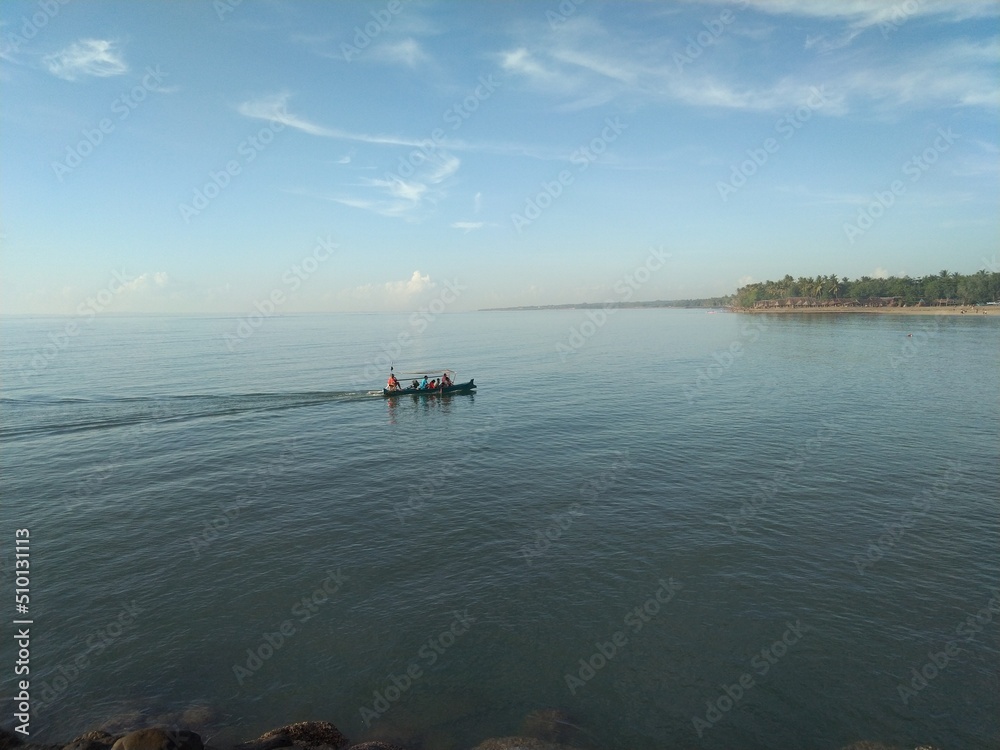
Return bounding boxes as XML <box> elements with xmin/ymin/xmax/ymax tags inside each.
<box><xmin>469</xmin><ymin>737</ymin><xmax>578</xmax><ymax>750</ymax></box>
<box><xmin>517</xmin><ymin>710</ymin><xmax>581</xmax><ymax>746</ymax></box>
<box><xmin>69</xmin><ymin>732</ymin><xmax>116</xmax><ymax>746</ymax></box>
<box><xmin>98</xmin><ymin>713</ymin><xmax>147</xmax><ymax>736</ymax></box>
<box><xmin>109</xmin><ymin>729</ymin><xmax>203</xmax><ymax>750</ymax></box>
<box><xmin>243</xmin><ymin>722</ymin><xmax>348</xmax><ymax>750</ymax></box>
<box><xmin>63</xmin><ymin>733</ymin><xmax>117</xmax><ymax>750</ymax></box>
<box><xmin>1</xmin><ymin>728</ymin><xmax>23</xmax><ymax>750</ymax></box>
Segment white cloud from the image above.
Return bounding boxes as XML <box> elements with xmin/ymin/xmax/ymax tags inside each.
<box><xmin>346</xmin><ymin>271</ymin><xmax>435</xmax><ymax>308</ymax></box>
<box><xmin>873</xmin><ymin>267</ymin><xmax>889</xmax><ymax>279</ymax></box>
<box><xmin>451</xmin><ymin>221</ymin><xmax>485</xmax><ymax>233</ymax></box>
<box><xmin>119</xmin><ymin>271</ymin><xmax>170</xmax><ymax>293</ymax></box>
<box><xmin>370</xmin><ymin>38</ymin><xmax>429</xmax><ymax>67</ymax></box>
<box><xmin>386</xmin><ymin>270</ymin><xmax>433</xmax><ymax>296</ymax></box>
<box><xmin>44</xmin><ymin>39</ymin><xmax>128</xmax><ymax>80</ymax></box>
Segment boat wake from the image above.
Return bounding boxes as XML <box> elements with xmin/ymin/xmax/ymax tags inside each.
<box><xmin>0</xmin><ymin>390</ymin><xmax>377</xmax><ymax>440</ymax></box>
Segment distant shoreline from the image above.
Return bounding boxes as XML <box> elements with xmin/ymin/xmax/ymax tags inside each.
<box><xmin>734</xmin><ymin>305</ymin><xmax>997</xmax><ymax>316</ymax></box>
<box><xmin>479</xmin><ymin>303</ymin><xmax>998</xmax><ymax>316</ymax></box>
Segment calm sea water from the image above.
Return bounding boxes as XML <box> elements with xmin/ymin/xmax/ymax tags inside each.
<box><xmin>1</xmin><ymin>310</ymin><xmax>998</xmax><ymax>749</ymax></box>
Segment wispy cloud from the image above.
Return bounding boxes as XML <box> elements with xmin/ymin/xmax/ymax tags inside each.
<box><xmin>369</xmin><ymin>38</ymin><xmax>429</xmax><ymax>67</ymax></box>
<box><xmin>43</xmin><ymin>39</ymin><xmax>128</xmax><ymax>80</ymax></box>
<box><xmin>496</xmin><ymin>6</ymin><xmax>998</xmax><ymax>116</ymax></box>
<box><xmin>451</xmin><ymin>221</ymin><xmax>486</xmax><ymax>233</ymax></box>
<box><xmin>694</xmin><ymin>0</ymin><xmax>1000</xmax><ymax>29</ymax></box>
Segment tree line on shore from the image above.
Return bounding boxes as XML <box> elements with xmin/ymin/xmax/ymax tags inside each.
<box><xmin>732</xmin><ymin>270</ymin><xmax>1000</xmax><ymax>308</ymax></box>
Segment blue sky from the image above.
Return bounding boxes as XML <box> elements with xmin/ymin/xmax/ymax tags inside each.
<box><xmin>1</xmin><ymin>0</ymin><xmax>998</xmax><ymax>313</ymax></box>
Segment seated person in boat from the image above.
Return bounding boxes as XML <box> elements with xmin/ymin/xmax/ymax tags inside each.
<box><xmin>441</xmin><ymin>372</ymin><xmax>452</xmax><ymax>387</ymax></box>
<box><xmin>420</xmin><ymin>376</ymin><xmax>429</xmax><ymax>390</ymax></box>
<box><xmin>387</xmin><ymin>372</ymin><xmax>401</xmax><ymax>390</ymax></box>
<box><xmin>410</xmin><ymin>380</ymin><xmax>419</xmax><ymax>390</ymax></box>
<box><xmin>428</xmin><ymin>379</ymin><xmax>438</xmax><ymax>390</ymax></box>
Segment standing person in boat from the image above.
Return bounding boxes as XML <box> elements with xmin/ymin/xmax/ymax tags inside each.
<box><xmin>441</xmin><ymin>372</ymin><xmax>452</xmax><ymax>387</ymax></box>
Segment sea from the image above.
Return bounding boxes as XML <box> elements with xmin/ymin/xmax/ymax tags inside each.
<box><xmin>1</xmin><ymin>309</ymin><xmax>998</xmax><ymax>750</ymax></box>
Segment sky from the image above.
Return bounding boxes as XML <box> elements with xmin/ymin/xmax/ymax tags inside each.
<box><xmin>1</xmin><ymin>0</ymin><xmax>998</xmax><ymax>314</ymax></box>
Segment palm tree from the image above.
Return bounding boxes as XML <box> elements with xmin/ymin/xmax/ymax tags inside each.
<box><xmin>827</xmin><ymin>274</ymin><xmax>840</xmax><ymax>299</ymax></box>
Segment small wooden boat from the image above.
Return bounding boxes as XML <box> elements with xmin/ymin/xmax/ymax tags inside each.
<box><xmin>382</xmin><ymin>368</ymin><xmax>476</xmax><ymax>398</ymax></box>
<box><xmin>383</xmin><ymin>379</ymin><xmax>476</xmax><ymax>398</ymax></box>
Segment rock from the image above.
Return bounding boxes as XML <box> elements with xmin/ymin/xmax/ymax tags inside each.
<box><xmin>346</xmin><ymin>744</ymin><xmax>406</xmax><ymax>750</ymax></box>
<box><xmin>179</xmin><ymin>704</ymin><xmax>218</xmax><ymax>728</ymax></box>
<box><xmin>109</xmin><ymin>729</ymin><xmax>203</xmax><ymax>750</ymax></box>
<box><xmin>0</xmin><ymin>728</ymin><xmax>23</xmax><ymax>750</ymax></box>
<box><xmin>99</xmin><ymin>714</ymin><xmax>148</xmax><ymax>736</ymax></box>
<box><xmin>62</xmin><ymin>736</ymin><xmax>117</xmax><ymax>750</ymax></box>
<box><xmin>251</xmin><ymin>723</ymin><xmax>348</xmax><ymax>750</ymax></box>
<box><xmin>64</xmin><ymin>741</ymin><xmax>113</xmax><ymax>750</ymax></box>
<box><xmin>71</xmin><ymin>734</ymin><xmax>116</xmax><ymax>746</ymax></box>
<box><xmin>470</xmin><ymin>738</ymin><xmax>576</xmax><ymax>750</ymax></box>
<box><xmin>518</xmin><ymin>710</ymin><xmax>581</xmax><ymax>745</ymax></box>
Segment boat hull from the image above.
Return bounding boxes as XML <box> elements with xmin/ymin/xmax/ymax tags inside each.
<box><xmin>382</xmin><ymin>379</ymin><xmax>476</xmax><ymax>398</ymax></box>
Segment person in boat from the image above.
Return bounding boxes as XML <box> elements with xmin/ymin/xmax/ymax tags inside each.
<box><xmin>410</xmin><ymin>380</ymin><xmax>419</xmax><ymax>390</ymax></box>
<box><xmin>387</xmin><ymin>372</ymin><xmax>400</xmax><ymax>390</ymax></box>
<box><xmin>441</xmin><ymin>372</ymin><xmax>452</xmax><ymax>387</ymax></box>
<box><xmin>429</xmin><ymin>379</ymin><xmax>438</xmax><ymax>390</ymax></box>
<box><xmin>420</xmin><ymin>375</ymin><xmax>429</xmax><ymax>390</ymax></box>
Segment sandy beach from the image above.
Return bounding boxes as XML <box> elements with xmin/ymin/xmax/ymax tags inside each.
<box><xmin>735</xmin><ymin>306</ymin><xmax>998</xmax><ymax>316</ymax></box>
